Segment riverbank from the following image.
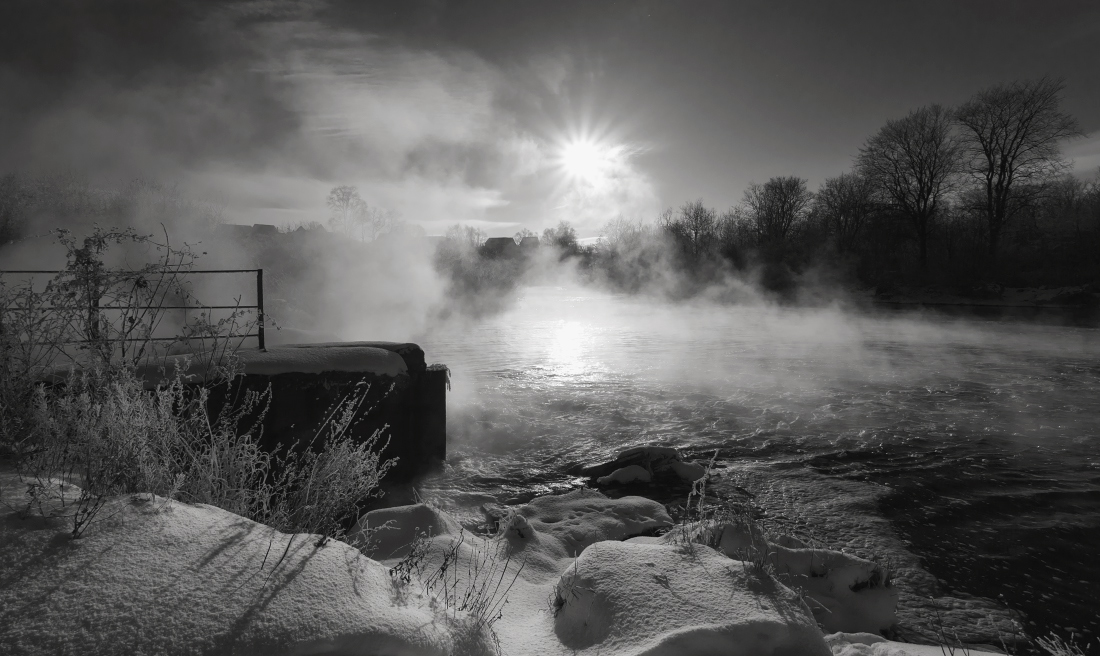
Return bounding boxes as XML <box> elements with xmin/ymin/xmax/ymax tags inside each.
<box><xmin>1</xmin><ymin>464</ymin><xmax>1014</xmax><ymax>656</ymax></box>
<box><xmin>414</xmin><ymin>285</ymin><xmax>1100</xmax><ymax>650</ymax></box>
<box><xmin>870</xmin><ymin>284</ymin><xmax>1100</xmax><ymax>326</ymax></box>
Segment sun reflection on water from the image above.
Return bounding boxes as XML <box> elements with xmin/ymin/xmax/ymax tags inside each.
<box><xmin>544</xmin><ymin>319</ymin><xmax>598</xmax><ymax>379</ymax></box>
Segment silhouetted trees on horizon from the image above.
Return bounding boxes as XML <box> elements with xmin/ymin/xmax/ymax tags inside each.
<box><xmin>324</xmin><ymin>185</ymin><xmax>398</xmax><ymax>242</ymax></box>
<box><xmin>3</xmin><ymin>78</ymin><xmax>1094</xmax><ymax>305</ymax></box>
<box><xmin>433</xmin><ymin>78</ymin><xmax>1094</xmax><ymax>300</ymax></box>
<box><xmin>588</xmin><ymin>77</ymin><xmax>1098</xmax><ymax>298</ymax></box>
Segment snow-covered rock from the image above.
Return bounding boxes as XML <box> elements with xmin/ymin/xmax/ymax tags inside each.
<box><xmin>597</xmin><ymin>464</ymin><xmax>653</xmax><ymax>485</ymax></box>
<box><xmin>553</xmin><ymin>540</ymin><xmax>831</xmax><ymax>655</ymax></box>
<box><xmin>354</xmin><ymin>491</ymin><xmax>839</xmax><ymax>656</ymax></box>
<box><xmin>518</xmin><ymin>488</ymin><xmax>674</xmax><ymax>557</ymax></box>
<box><xmin>636</xmin><ymin>518</ymin><xmax>898</xmax><ymax>634</ymax></box>
<box><xmin>653</xmin><ymin>516</ymin><xmax>769</xmax><ymax>559</ymax></box>
<box><xmin>669</xmin><ymin>460</ymin><xmax>708</xmax><ymax>482</ymax></box>
<box><xmin>582</xmin><ymin>445</ymin><xmax>710</xmax><ymax>487</ymax></box>
<box><xmin>353</xmin><ymin>502</ymin><xmax>464</xmax><ymax>559</ymax></box>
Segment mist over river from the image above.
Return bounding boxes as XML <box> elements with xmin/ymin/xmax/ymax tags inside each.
<box><xmin>415</xmin><ymin>285</ymin><xmax>1100</xmax><ymax>647</ymax></box>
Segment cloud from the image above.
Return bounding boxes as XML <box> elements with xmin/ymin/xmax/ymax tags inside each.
<box><xmin>1066</xmin><ymin>132</ymin><xmax>1100</xmax><ymax>177</ymax></box>
<box><xmin>0</xmin><ymin>0</ymin><xmax>658</xmax><ymax>237</ymax></box>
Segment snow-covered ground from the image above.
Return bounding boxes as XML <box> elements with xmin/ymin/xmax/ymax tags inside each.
<box><xmin>1</xmin><ymin>465</ymin><xmax>1009</xmax><ymax>656</ymax></box>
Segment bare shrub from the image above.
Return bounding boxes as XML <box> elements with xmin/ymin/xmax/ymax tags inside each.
<box><xmin>387</xmin><ymin>524</ymin><xmax>526</xmax><ymax>655</ymax></box>
<box><xmin>2</xmin><ymin>227</ymin><xmax>394</xmax><ymax>541</ymax></box>
<box><xmin>1036</xmin><ymin>633</ymin><xmax>1090</xmax><ymax>656</ymax></box>
<box><xmin>263</xmin><ymin>381</ymin><xmax>396</xmax><ymax>543</ymax></box>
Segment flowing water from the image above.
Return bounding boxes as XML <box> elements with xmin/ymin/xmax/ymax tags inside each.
<box><xmin>415</xmin><ymin>285</ymin><xmax>1100</xmax><ymax>648</ymax></box>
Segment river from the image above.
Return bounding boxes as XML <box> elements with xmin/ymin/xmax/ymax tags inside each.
<box><xmin>416</xmin><ymin>285</ymin><xmax>1100</xmax><ymax>649</ymax></box>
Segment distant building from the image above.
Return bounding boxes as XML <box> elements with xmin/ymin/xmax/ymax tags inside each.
<box><xmin>480</xmin><ymin>235</ymin><xmax>541</xmax><ymax>258</ymax></box>
<box><xmin>481</xmin><ymin>237</ymin><xmax>522</xmax><ymax>258</ymax></box>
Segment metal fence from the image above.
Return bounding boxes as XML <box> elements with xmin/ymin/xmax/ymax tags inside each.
<box><xmin>0</xmin><ymin>268</ymin><xmax>266</xmax><ymax>350</ymax></box>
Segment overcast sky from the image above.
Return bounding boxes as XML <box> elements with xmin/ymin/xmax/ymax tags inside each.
<box><xmin>2</xmin><ymin>0</ymin><xmax>1098</xmax><ymax>237</ymax></box>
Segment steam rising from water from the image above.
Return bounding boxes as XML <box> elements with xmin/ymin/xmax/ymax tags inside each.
<box><xmin>418</xmin><ymin>285</ymin><xmax>1100</xmax><ymax>644</ymax></box>
<box><xmin>3</xmin><ymin>3</ymin><xmax>1099</xmax><ymax>645</ymax></box>
<box><xmin>424</xmin><ymin>285</ymin><xmax>1100</xmax><ymax>464</ymax></box>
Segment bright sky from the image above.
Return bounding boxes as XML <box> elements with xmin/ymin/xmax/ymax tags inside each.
<box><xmin>2</xmin><ymin>1</ymin><xmax>1098</xmax><ymax>237</ymax></box>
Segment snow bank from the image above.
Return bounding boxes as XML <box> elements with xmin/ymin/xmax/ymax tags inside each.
<box><xmin>0</xmin><ymin>469</ymin><xmax>482</xmax><ymax>656</ymax></box>
<box><xmin>1</xmin><ymin>470</ymin><xmax>939</xmax><ymax>656</ymax></box>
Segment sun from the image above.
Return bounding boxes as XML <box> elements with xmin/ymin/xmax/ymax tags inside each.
<box><xmin>559</xmin><ymin>138</ymin><xmax>611</xmax><ymax>184</ymax></box>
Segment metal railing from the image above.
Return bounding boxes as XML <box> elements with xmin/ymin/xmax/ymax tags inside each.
<box><xmin>0</xmin><ymin>268</ymin><xmax>266</xmax><ymax>350</ymax></box>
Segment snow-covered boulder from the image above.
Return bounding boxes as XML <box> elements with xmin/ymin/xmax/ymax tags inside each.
<box><xmin>635</xmin><ymin>519</ymin><xmax>898</xmax><ymax>634</ymax></box>
<box><xmin>518</xmin><ymin>488</ymin><xmax>674</xmax><ymax>557</ymax></box>
<box><xmin>582</xmin><ymin>445</ymin><xmax>709</xmax><ymax>486</ymax></box>
<box><xmin>652</xmin><ymin>516</ymin><xmax>769</xmax><ymax>559</ymax></box>
<box><xmin>552</xmin><ymin>540</ymin><xmax>831</xmax><ymax>656</ymax></box>
<box><xmin>597</xmin><ymin>464</ymin><xmax>653</xmax><ymax>485</ymax></box>
<box><xmin>669</xmin><ymin>460</ymin><xmax>708</xmax><ymax>482</ymax></box>
<box><xmin>353</xmin><ymin>502</ymin><xmax>464</xmax><ymax>559</ymax></box>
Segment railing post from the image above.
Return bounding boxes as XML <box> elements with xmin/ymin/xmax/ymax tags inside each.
<box><xmin>256</xmin><ymin>268</ymin><xmax>265</xmax><ymax>351</ymax></box>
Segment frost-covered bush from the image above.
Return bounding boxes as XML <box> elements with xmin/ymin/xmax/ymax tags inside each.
<box><xmin>2</xmin><ymin>227</ymin><xmax>393</xmax><ymax>540</ymax></box>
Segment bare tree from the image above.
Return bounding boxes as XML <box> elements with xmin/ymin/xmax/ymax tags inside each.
<box><xmin>716</xmin><ymin>207</ymin><xmax>752</xmax><ymax>265</ymax></box>
<box><xmin>542</xmin><ymin>221</ymin><xmax>578</xmax><ymax>252</ymax></box>
<box><xmin>858</xmin><ymin>104</ymin><xmax>961</xmax><ymax>268</ymax></box>
<box><xmin>599</xmin><ymin>215</ymin><xmax>649</xmax><ymax>254</ymax></box>
<box><xmin>446</xmin><ymin>224</ymin><xmax>486</xmax><ymax>250</ymax></box>
<box><xmin>668</xmin><ymin>200</ymin><xmax>718</xmax><ymax>260</ymax></box>
<box><xmin>325</xmin><ymin>185</ymin><xmax>365</xmax><ymax>236</ymax></box>
<box><xmin>324</xmin><ymin>185</ymin><xmax>397</xmax><ymax>241</ymax></box>
<box><xmin>359</xmin><ymin>205</ymin><xmax>396</xmax><ymax>242</ymax></box>
<box><xmin>741</xmin><ymin>176</ymin><xmax>813</xmax><ymax>245</ymax></box>
<box><xmin>0</xmin><ymin>173</ymin><xmax>31</xmax><ymax>244</ymax></box>
<box><xmin>1042</xmin><ymin>173</ymin><xmax>1100</xmax><ymax>241</ymax></box>
<box><xmin>955</xmin><ymin>77</ymin><xmax>1083</xmax><ymax>257</ymax></box>
<box><xmin>812</xmin><ymin>172</ymin><xmax>878</xmax><ymax>253</ymax></box>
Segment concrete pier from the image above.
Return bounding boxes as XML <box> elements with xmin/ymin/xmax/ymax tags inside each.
<box><xmin>149</xmin><ymin>342</ymin><xmax>448</xmax><ymax>483</ymax></box>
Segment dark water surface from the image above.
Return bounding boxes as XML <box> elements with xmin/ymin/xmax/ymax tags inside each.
<box><xmin>416</xmin><ymin>286</ymin><xmax>1100</xmax><ymax>647</ymax></box>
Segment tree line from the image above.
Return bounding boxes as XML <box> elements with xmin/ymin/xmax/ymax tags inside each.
<box><xmin>434</xmin><ymin>78</ymin><xmax>1097</xmax><ymax>300</ymax></box>
<box><xmin>639</xmin><ymin>77</ymin><xmax>1096</xmax><ymax>295</ymax></box>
